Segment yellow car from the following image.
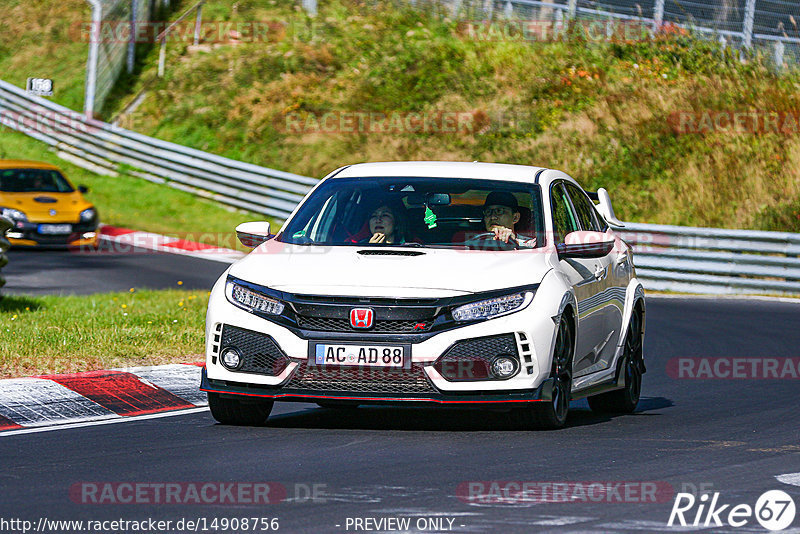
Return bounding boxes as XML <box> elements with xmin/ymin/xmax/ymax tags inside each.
<box><xmin>0</xmin><ymin>160</ymin><xmax>99</xmax><ymax>247</ymax></box>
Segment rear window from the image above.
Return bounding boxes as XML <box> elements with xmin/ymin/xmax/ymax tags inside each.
<box><xmin>0</xmin><ymin>168</ymin><xmax>75</xmax><ymax>193</ymax></box>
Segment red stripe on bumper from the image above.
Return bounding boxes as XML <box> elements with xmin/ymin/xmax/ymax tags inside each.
<box><xmin>0</xmin><ymin>414</ymin><xmax>22</xmax><ymax>430</ymax></box>
<box><xmin>43</xmin><ymin>370</ymin><xmax>194</xmax><ymax>416</ymax></box>
<box><xmin>200</xmin><ymin>387</ymin><xmax>545</xmax><ymax>404</ymax></box>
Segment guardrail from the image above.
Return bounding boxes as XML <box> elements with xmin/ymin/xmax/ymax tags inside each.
<box><xmin>0</xmin><ymin>79</ymin><xmax>316</xmax><ymax>220</ymax></box>
<box><xmin>3</xmin><ymin>80</ymin><xmax>800</xmax><ymax>296</ymax></box>
<box><xmin>0</xmin><ymin>216</ymin><xmax>11</xmax><ymax>291</ymax></box>
<box><xmin>614</xmin><ymin>222</ymin><xmax>800</xmax><ymax>295</ymax></box>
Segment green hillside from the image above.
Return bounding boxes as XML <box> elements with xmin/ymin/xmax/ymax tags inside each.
<box><xmin>3</xmin><ymin>0</ymin><xmax>800</xmax><ymax>231</ymax></box>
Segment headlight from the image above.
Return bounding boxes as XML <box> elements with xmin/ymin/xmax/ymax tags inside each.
<box><xmin>452</xmin><ymin>291</ymin><xmax>534</xmax><ymax>322</ymax></box>
<box><xmin>79</xmin><ymin>207</ymin><xmax>97</xmax><ymax>222</ymax></box>
<box><xmin>0</xmin><ymin>207</ymin><xmax>28</xmax><ymax>222</ymax></box>
<box><xmin>225</xmin><ymin>281</ymin><xmax>285</xmax><ymax>315</ymax></box>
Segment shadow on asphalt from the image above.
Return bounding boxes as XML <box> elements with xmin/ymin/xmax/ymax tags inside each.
<box><xmin>257</xmin><ymin>396</ymin><xmax>674</xmax><ymax>432</ymax></box>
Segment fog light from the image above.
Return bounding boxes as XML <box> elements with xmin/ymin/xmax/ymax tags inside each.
<box><xmin>6</xmin><ymin>231</ymin><xmax>23</xmax><ymax>239</ymax></box>
<box><xmin>220</xmin><ymin>348</ymin><xmax>242</xmax><ymax>370</ymax></box>
<box><xmin>491</xmin><ymin>355</ymin><xmax>519</xmax><ymax>379</ymax></box>
<box><xmin>82</xmin><ymin>232</ymin><xmax>96</xmax><ymax>239</ymax></box>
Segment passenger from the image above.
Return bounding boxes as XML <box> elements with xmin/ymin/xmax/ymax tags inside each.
<box><xmin>472</xmin><ymin>191</ymin><xmax>536</xmax><ymax>247</ymax></box>
<box><xmin>363</xmin><ymin>202</ymin><xmax>407</xmax><ymax>244</ymax></box>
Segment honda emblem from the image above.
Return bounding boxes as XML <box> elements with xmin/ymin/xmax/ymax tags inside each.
<box><xmin>350</xmin><ymin>308</ymin><xmax>374</xmax><ymax>329</ymax></box>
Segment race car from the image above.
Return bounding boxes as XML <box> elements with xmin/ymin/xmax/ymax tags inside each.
<box><xmin>0</xmin><ymin>160</ymin><xmax>99</xmax><ymax>247</ymax></box>
<box><xmin>201</xmin><ymin>162</ymin><xmax>646</xmax><ymax>429</ymax></box>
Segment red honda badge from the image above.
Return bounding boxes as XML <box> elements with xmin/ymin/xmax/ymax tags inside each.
<box><xmin>350</xmin><ymin>308</ymin><xmax>374</xmax><ymax>329</ymax></box>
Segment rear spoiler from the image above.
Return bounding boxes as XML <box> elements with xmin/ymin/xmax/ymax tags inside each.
<box><xmin>587</xmin><ymin>188</ymin><xmax>624</xmax><ymax>227</ymax></box>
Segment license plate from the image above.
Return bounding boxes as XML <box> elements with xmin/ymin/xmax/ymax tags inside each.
<box><xmin>38</xmin><ymin>224</ymin><xmax>72</xmax><ymax>235</ymax></box>
<box><xmin>312</xmin><ymin>343</ymin><xmax>407</xmax><ymax>368</ymax></box>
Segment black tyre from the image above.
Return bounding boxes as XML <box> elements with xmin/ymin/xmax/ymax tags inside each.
<box><xmin>514</xmin><ymin>312</ymin><xmax>574</xmax><ymax>430</ymax></box>
<box><xmin>208</xmin><ymin>392</ymin><xmax>274</xmax><ymax>425</ymax></box>
<box><xmin>588</xmin><ymin>308</ymin><xmax>644</xmax><ymax>414</ymax></box>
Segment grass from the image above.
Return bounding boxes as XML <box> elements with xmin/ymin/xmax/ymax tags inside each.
<box><xmin>0</xmin><ymin>0</ymin><xmax>91</xmax><ymax>112</ymax></box>
<box><xmin>0</xmin><ymin>289</ymin><xmax>207</xmax><ymax>378</ymax></box>
<box><xmin>4</xmin><ymin>0</ymin><xmax>800</xmax><ymax>231</ymax></box>
<box><xmin>115</xmin><ymin>0</ymin><xmax>800</xmax><ymax>231</ymax></box>
<box><xmin>0</xmin><ymin>128</ymin><xmax>275</xmax><ymax>248</ymax></box>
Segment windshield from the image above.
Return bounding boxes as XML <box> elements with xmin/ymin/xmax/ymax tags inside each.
<box><xmin>278</xmin><ymin>176</ymin><xmax>544</xmax><ymax>250</ymax></box>
<box><xmin>0</xmin><ymin>168</ymin><xmax>75</xmax><ymax>193</ymax></box>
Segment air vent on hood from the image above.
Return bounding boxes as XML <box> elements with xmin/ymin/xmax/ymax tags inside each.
<box><xmin>357</xmin><ymin>249</ymin><xmax>425</xmax><ymax>257</ymax></box>
<box><xmin>34</xmin><ymin>196</ymin><xmax>57</xmax><ymax>203</ymax></box>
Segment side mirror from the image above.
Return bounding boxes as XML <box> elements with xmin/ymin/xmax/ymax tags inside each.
<box><xmin>236</xmin><ymin>221</ymin><xmax>272</xmax><ymax>248</ymax></box>
<box><xmin>558</xmin><ymin>231</ymin><xmax>615</xmax><ymax>259</ymax></box>
<box><xmin>78</xmin><ymin>185</ymin><xmax>89</xmax><ymax>194</ymax></box>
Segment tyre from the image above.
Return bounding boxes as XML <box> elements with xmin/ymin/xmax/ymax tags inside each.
<box><xmin>514</xmin><ymin>312</ymin><xmax>574</xmax><ymax>430</ymax></box>
<box><xmin>208</xmin><ymin>392</ymin><xmax>274</xmax><ymax>425</ymax></box>
<box><xmin>588</xmin><ymin>307</ymin><xmax>644</xmax><ymax>414</ymax></box>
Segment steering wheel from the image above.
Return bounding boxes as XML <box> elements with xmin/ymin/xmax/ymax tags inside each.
<box><xmin>468</xmin><ymin>232</ymin><xmax>518</xmax><ymax>250</ymax></box>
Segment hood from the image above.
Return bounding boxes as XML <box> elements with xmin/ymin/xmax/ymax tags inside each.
<box><xmin>228</xmin><ymin>240</ymin><xmax>555</xmax><ymax>297</ymax></box>
<box><xmin>0</xmin><ymin>191</ymin><xmax>91</xmax><ymax>222</ymax></box>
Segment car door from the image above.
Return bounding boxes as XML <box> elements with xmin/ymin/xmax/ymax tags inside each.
<box><xmin>550</xmin><ymin>182</ymin><xmax>604</xmax><ymax>375</ymax></box>
<box><xmin>563</xmin><ymin>183</ymin><xmax>625</xmax><ymax>375</ymax></box>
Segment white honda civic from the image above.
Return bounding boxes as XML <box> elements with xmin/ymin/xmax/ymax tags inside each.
<box><xmin>201</xmin><ymin>161</ymin><xmax>646</xmax><ymax>429</ymax></box>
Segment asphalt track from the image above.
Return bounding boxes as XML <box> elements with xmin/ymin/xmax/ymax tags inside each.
<box><xmin>1</xmin><ymin>296</ymin><xmax>799</xmax><ymax>533</ymax></box>
<box><xmin>2</xmin><ymin>243</ymin><xmax>229</xmax><ymax>295</ymax></box>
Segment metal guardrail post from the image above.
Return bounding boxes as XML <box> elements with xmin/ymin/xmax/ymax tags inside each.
<box><xmin>194</xmin><ymin>1</ymin><xmax>204</xmax><ymax>46</ymax></box>
<box><xmin>83</xmin><ymin>0</ymin><xmax>102</xmax><ymax>118</ymax></box>
<box><xmin>158</xmin><ymin>38</ymin><xmax>167</xmax><ymax>77</ymax></box>
<box><xmin>0</xmin><ymin>215</ymin><xmax>11</xmax><ymax>290</ymax></box>
<box><xmin>774</xmin><ymin>41</ymin><xmax>784</xmax><ymax>70</ymax></box>
<box><xmin>567</xmin><ymin>0</ymin><xmax>577</xmax><ymax>19</ymax></box>
<box><xmin>742</xmin><ymin>0</ymin><xmax>757</xmax><ymax>49</ymax></box>
<box><xmin>156</xmin><ymin>0</ymin><xmax>205</xmax><ymax>78</ymax></box>
<box><xmin>128</xmin><ymin>0</ymin><xmax>138</xmax><ymax>74</ymax></box>
<box><xmin>653</xmin><ymin>0</ymin><xmax>664</xmax><ymax>30</ymax></box>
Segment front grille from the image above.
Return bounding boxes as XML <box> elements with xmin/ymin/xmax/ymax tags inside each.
<box><xmin>296</xmin><ymin>316</ymin><xmax>434</xmax><ymax>333</ymax></box>
<box><xmin>285</xmin><ymin>362</ymin><xmax>437</xmax><ymax>394</ymax></box>
<box><xmin>435</xmin><ymin>334</ymin><xmax>519</xmax><ymax>381</ymax></box>
<box><xmin>221</xmin><ymin>324</ymin><xmax>291</xmax><ymax>376</ymax></box>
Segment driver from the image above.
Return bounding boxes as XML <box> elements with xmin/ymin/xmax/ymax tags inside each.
<box><xmin>475</xmin><ymin>192</ymin><xmax>536</xmax><ymax>247</ymax></box>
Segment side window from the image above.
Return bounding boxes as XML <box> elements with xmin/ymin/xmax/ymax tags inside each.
<box><xmin>565</xmin><ymin>183</ymin><xmax>601</xmax><ymax>232</ymax></box>
<box><xmin>550</xmin><ymin>183</ymin><xmax>580</xmax><ymax>244</ymax></box>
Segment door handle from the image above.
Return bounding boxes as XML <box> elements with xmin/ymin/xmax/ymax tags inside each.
<box><xmin>616</xmin><ymin>252</ymin><xmax>629</xmax><ymax>265</ymax></box>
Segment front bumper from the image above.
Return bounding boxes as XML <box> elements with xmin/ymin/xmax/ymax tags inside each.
<box><xmin>7</xmin><ymin>220</ymin><xmax>98</xmax><ymax>247</ymax></box>
<box><xmin>201</xmin><ymin>366</ymin><xmax>556</xmax><ymax>406</ymax></box>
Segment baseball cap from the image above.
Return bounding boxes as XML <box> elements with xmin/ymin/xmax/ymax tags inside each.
<box><xmin>483</xmin><ymin>191</ymin><xmax>519</xmax><ymax>211</ymax></box>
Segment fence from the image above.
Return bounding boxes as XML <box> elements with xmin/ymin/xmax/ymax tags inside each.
<box><xmin>0</xmin><ymin>216</ymin><xmax>11</xmax><ymax>291</ymax></box>
<box><xmin>430</xmin><ymin>0</ymin><xmax>800</xmax><ymax>67</ymax></box>
<box><xmin>614</xmin><ymin>222</ymin><xmax>800</xmax><ymax>294</ymax></box>
<box><xmin>83</xmin><ymin>0</ymin><xmax>158</xmax><ymax>118</ymax></box>
<box><xmin>3</xmin><ymin>79</ymin><xmax>800</xmax><ymax>295</ymax></box>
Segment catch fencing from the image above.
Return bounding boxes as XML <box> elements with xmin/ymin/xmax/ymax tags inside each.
<box><xmin>83</xmin><ymin>0</ymin><xmax>165</xmax><ymax>118</ymax></box>
<box><xmin>0</xmin><ymin>216</ymin><xmax>10</xmax><ymax>290</ymax></box>
<box><xmin>440</xmin><ymin>0</ymin><xmax>800</xmax><ymax>67</ymax></box>
<box><xmin>3</xmin><ymin>79</ymin><xmax>800</xmax><ymax>295</ymax></box>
